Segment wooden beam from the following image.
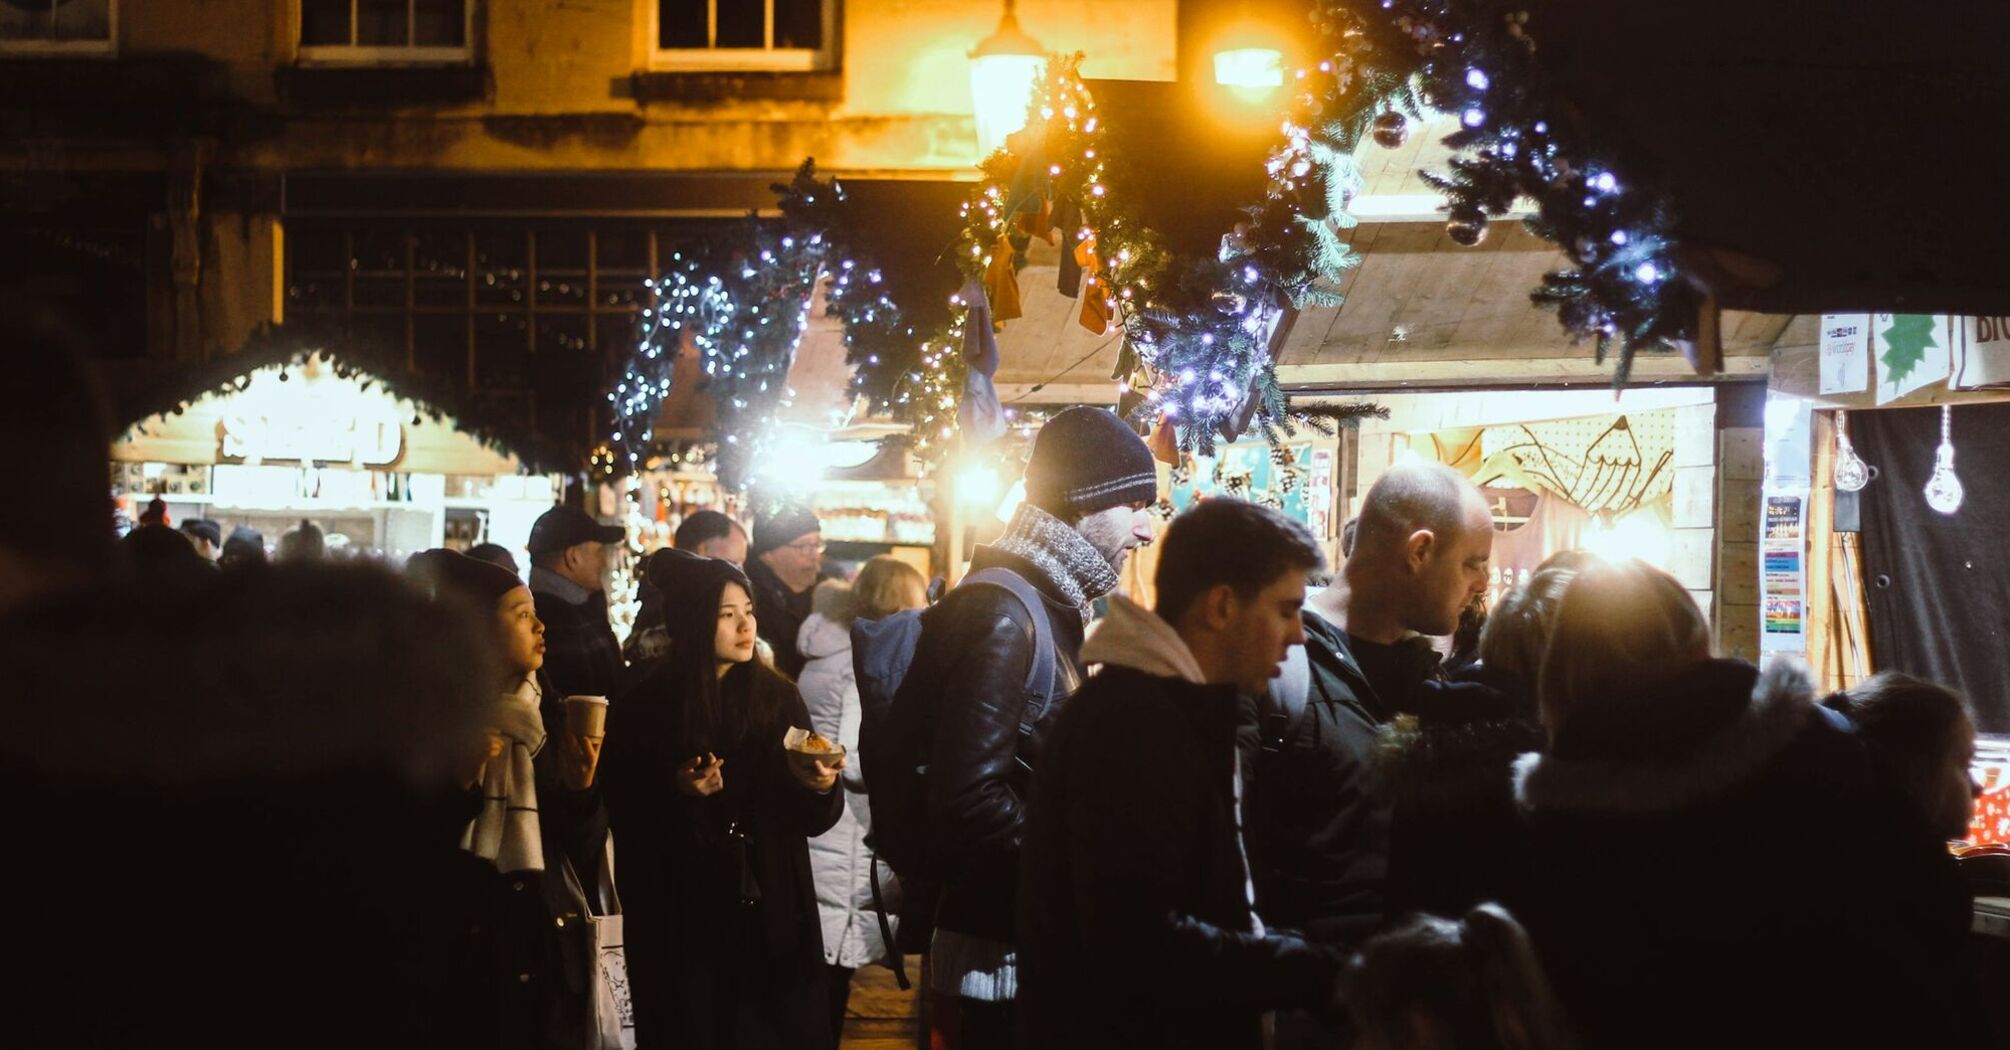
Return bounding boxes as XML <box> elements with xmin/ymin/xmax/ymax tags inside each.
<box><xmin>1281</xmin><ymin>353</ymin><xmax>1769</xmax><ymax>391</ymax></box>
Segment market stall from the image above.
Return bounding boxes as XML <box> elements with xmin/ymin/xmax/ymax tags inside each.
<box><xmin>113</xmin><ymin>349</ymin><xmax>566</xmax><ymax>565</ymax></box>
<box><xmin>1767</xmin><ymin>314</ymin><xmax>2010</xmax><ymax>851</ymax></box>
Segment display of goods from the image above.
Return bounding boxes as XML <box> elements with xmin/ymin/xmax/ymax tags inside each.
<box><xmin>1971</xmin><ymin>739</ymin><xmax>2010</xmax><ymax>847</ymax></box>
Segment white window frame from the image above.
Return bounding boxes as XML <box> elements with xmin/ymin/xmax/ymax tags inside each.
<box><xmin>648</xmin><ymin>0</ymin><xmax>836</xmax><ymax>73</ymax></box>
<box><xmin>297</xmin><ymin>0</ymin><xmax>474</xmax><ymax>66</ymax></box>
<box><xmin>0</xmin><ymin>0</ymin><xmax>118</xmax><ymax>56</ymax></box>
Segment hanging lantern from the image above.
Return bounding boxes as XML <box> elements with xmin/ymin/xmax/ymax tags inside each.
<box><xmin>969</xmin><ymin>0</ymin><xmax>1046</xmax><ymax>159</ymax></box>
<box><xmin>1832</xmin><ymin>409</ymin><xmax>1870</xmax><ymax>492</ymax></box>
<box><xmin>1923</xmin><ymin>404</ymin><xmax>1964</xmax><ymax>514</ymax></box>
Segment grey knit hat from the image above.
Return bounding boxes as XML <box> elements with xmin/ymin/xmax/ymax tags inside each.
<box><xmin>1023</xmin><ymin>407</ymin><xmax>1158</xmax><ymax>519</ymax></box>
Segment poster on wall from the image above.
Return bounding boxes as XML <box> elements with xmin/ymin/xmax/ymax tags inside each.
<box><xmin>1954</xmin><ymin>316</ymin><xmax>2010</xmax><ymax>389</ymax></box>
<box><xmin>1169</xmin><ymin>442</ymin><xmax>1314</xmax><ymax>526</ymax></box>
<box><xmin>1873</xmin><ymin>313</ymin><xmax>1953</xmax><ymax>405</ymax></box>
<box><xmin>1761</xmin><ymin>490</ymin><xmax>1808</xmax><ymax>652</ymax></box>
<box><xmin>1819</xmin><ymin>314</ymin><xmax>1870</xmax><ymax>395</ymax></box>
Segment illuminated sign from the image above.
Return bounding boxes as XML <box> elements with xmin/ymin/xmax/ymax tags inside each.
<box><xmin>221</xmin><ymin>411</ymin><xmax>403</xmax><ymax>465</ymax></box>
<box><xmin>215</xmin><ymin>363</ymin><xmax>406</xmax><ymax>466</ymax></box>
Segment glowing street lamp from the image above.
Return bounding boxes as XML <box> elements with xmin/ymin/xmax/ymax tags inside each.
<box><xmin>1213</xmin><ymin>47</ymin><xmax>1284</xmax><ymax>90</ymax></box>
<box><xmin>969</xmin><ymin>0</ymin><xmax>1046</xmax><ymax>159</ymax></box>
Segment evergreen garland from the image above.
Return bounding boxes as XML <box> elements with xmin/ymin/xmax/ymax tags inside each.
<box><xmin>1303</xmin><ymin>0</ymin><xmax>1698</xmax><ymax>381</ymax></box>
<box><xmin>610</xmin><ymin>160</ymin><xmax>916</xmax><ymax>490</ymax></box>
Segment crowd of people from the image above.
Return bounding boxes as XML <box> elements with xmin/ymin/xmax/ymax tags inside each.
<box><xmin>5</xmin><ymin>301</ymin><xmax>1996</xmax><ymax>1050</ymax></box>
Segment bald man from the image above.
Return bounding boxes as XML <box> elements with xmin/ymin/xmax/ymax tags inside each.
<box><xmin>1327</xmin><ymin>461</ymin><xmax>1495</xmax><ymax>700</ymax></box>
<box><xmin>1241</xmin><ymin>462</ymin><xmax>1495</xmax><ymax>997</ymax></box>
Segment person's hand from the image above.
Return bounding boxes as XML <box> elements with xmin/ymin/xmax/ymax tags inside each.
<box><xmin>675</xmin><ymin>753</ymin><xmax>725</xmax><ymax>798</ymax></box>
<box><xmin>460</xmin><ymin>731</ymin><xmax>506</xmax><ymax>789</ymax></box>
<box><xmin>788</xmin><ymin>751</ymin><xmax>843</xmax><ymax>793</ymax></box>
<box><xmin>561</xmin><ymin>733</ymin><xmax>603</xmax><ymax>791</ymax></box>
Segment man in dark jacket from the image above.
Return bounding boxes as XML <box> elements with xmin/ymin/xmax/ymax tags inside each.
<box><xmin>1242</xmin><ymin>461</ymin><xmax>1495</xmax><ymax>949</ymax></box>
<box><xmin>897</xmin><ymin>407</ymin><xmax>1156</xmax><ymax>1050</ymax></box>
<box><xmin>1019</xmin><ymin>498</ymin><xmax>1346</xmax><ymax>1050</ymax></box>
<box><xmin>526</xmin><ymin>505</ymin><xmax>626</xmax><ymax>699</ymax></box>
<box><xmin>745</xmin><ymin>502</ymin><xmax>823</xmax><ymax>678</ymax></box>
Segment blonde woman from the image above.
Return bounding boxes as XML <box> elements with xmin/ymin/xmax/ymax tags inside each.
<box><xmin>797</xmin><ymin>556</ymin><xmax>929</xmax><ymax>1047</ymax></box>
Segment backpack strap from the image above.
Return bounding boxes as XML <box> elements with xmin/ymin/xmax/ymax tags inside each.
<box><xmin>959</xmin><ymin>567</ymin><xmax>1058</xmax><ymax>735</ymax></box>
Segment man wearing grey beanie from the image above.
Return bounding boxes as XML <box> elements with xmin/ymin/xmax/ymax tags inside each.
<box><xmin>891</xmin><ymin>406</ymin><xmax>1158</xmax><ymax>1050</ymax></box>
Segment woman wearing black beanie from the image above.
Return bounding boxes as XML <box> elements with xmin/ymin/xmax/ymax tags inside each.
<box><xmin>602</xmin><ymin>547</ymin><xmax>846</xmax><ymax>1049</ymax></box>
<box><xmin>407</xmin><ymin>548</ymin><xmax>610</xmax><ymax>1050</ymax></box>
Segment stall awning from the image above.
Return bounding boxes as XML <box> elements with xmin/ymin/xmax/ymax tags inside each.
<box><xmin>114</xmin><ymin>327</ymin><xmax>571</xmax><ymax>474</ymax></box>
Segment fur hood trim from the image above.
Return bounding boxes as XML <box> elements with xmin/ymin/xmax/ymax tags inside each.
<box><xmin>1512</xmin><ymin>660</ymin><xmax>1819</xmax><ymax>816</ymax></box>
<box><xmin>797</xmin><ymin>610</ymin><xmax>853</xmax><ymax>662</ymax></box>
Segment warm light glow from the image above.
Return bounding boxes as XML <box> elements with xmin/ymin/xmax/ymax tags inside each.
<box><xmin>994</xmin><ymin>477</ymin><xmax>1027</xmax><ymax>524</ymax></box>
<box><xmin>969</xmin><ymin>2</ymin><xmax>1045</xmax><ymax>158</ymax></box>
<box><xmin>1214</xmin><ymin>47</ymin><xmax>1284</xmax><ymax>89</ymax></box>
<box><xmin>1581</xmin><ymin>510</ymin><xmax>1672</xmax><ymax>568</ymax></box>
<box><xmin>955</xmin><ymin>461</ymin><xmax>1003</xmax><ymax>511</ymax></box>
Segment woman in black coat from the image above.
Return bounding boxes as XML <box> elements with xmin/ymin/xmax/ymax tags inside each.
<box><xmin>1510</xmin><ymin>558</ymin><xmax>1980</xmax><ymax>1050</ymax></box>
<box><xmin>408</xmin><ymin>549</ymin><xmax>610</xmax><ymax>1050</ymax></box>
<box><xmin>603</xmin><ymin>548</ymin><xmax>845</xmax><ymax>1049</ymax></box>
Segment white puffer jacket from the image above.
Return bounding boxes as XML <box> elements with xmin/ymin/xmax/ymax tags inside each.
<box><xmin>797</xmin><ymin>609</ymin><xmax>898</xmax><ymax>968</ymax></box>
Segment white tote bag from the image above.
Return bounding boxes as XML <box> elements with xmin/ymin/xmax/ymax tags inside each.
<box><xmin>565</xmin><ymin>838</ymin><xmax>634</xmax><ymax>1050</ymax></box>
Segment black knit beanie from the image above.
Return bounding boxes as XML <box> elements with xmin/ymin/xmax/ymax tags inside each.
<box><xmin>647</xmin><ymin>547</ymin><xmax>755</xmax><ymax>641</ymax></box>
<box><xmin>751</xmin><ymin>502</ymin><xmax>821</xmax><ymax>557</ymax></box>
<box><xmin>1023</xmin><ymin>407</ymin><xmax>1158</xmax><ymax>519</ymax></box>
<box><xmin>407</xmin><ymin>548</ymin><xmax>524</xmax><ymax>608</ymax></box>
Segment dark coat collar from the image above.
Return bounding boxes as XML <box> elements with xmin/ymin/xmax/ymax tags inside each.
<box><xmin>1513</xmin><ymin>660</ymin><xmax>1821</xmax><ymax>816</ymax></box>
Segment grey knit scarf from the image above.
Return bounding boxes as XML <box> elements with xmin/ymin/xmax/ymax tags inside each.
<box><xmin>987</xmin><ymin>503</ymin><xmax>1122</xmax><ymax>614</ymax></box>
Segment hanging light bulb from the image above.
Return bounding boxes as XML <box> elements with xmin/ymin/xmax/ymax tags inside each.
<box><xmin>1832</xmin><ymin>409</ymin><xmax>1870</xmax><ymax>492</ymax></box>
<box><xmin>1923</xmin><ymin>404</ymin><xmax>1964</xmax><ymax>515</ymax></box>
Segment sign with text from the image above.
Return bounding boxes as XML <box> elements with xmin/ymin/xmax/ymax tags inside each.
<box><xmin>1955</xmin><ymin>316</ymin><xmax>2010</xmax><ymax>389</ymax></box>
<box><xmin>1818</xmin><ymin>314</ymin><xmax>1870</xmax><ymax>395</ymax></box>
<box><xmin>1761</xmin><ymin>490</ymin><xmax>1807</xmax><ymax>653</ymax></box>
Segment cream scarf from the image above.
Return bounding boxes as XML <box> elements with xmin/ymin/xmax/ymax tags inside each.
<box><xmin>461</xmin><ymin>675</ymin><xmax>548</xmax><ymax>874</ymax></box>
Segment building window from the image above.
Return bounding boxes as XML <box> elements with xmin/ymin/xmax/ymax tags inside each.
<box><xmin>285</xmin><ymin>219</ymin><xmax>732</xmax><ymax>443</ymax></box>
<box><xmin>298</xmin><ymin>0</ymin><xmax>472</xmax><ymax>64</ymax></box>
<box><xmin>0</xmin><ymin>0</ymin><xmax>115</xmax><ymax>54</ymax></box>
<box><xmin>651</xmin><ymin>0</ymin><xmax>835</xmax><ymax>72</ymax></box>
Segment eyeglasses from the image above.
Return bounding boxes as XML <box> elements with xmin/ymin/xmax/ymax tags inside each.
<box><xmin>784</xmin><ymin>537</ymin><xmax>826</xmax><ymax>557</ymax></box>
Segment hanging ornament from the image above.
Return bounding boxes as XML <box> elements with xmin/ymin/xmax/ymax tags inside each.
<box><xmin>1371</xmin><ymin>111</ymin><xmax>1410</xmax><ymax>150</ymax></box>
<box><xmin>1923</xmin><ymin>404</ymin><xmax>1964</xmax><ymax>515</ymax></box>
<box><xmin>1446</xmin><ymin>206</ymin><xmax>1489</xmax><ymax>247</ymax></box>
<box><xmin>1832</xmin><ymin>409</ymin><xmax>1870</xmax><ymax>492</ymax></box>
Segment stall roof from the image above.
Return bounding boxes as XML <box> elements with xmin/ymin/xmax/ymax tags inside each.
<box><xmin>115</xmin><ymin>324</ymin><xmax>575</xmax><ymax>474</ymax></box>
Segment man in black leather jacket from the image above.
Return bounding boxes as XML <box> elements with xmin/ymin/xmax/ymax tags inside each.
<box><xmin>1019</xmin><ymin>499</ymin><xmax>1346</xmax><ymax>1050</ymax></box>
<box><xmin>897</xmin><ymin>407</ymin><xmax>1156</xmax><ymax>1050</ymax></box>
<box><xmin>1243</xmin><ymin>461</ymin><xmax>1494</xmax><ymax>944</ymax></box>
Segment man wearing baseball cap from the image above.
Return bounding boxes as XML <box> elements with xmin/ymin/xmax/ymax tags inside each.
<box><xmin>178</xmin><ymin>519</ymin><xmax>223</xmax><ymax>564</ymax></box>
<box><xmin>526</xmin><ymin>504</ymin><xmax>626</xmax><ymax>698</ymax></box>
<box><xmin>890</xmin><ymin>406</ymin><xmax>1159</xmax><ymax>1050</ymax></box>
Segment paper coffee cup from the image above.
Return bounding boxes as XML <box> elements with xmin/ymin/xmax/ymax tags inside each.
<box><xmin>563</xmin><ymin>695</ymin><xmax>609</xmax><ymax>738</ymax></box>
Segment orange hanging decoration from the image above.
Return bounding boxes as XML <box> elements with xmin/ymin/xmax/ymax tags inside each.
<box><xmin>983</xmin><ymin>234</ymin><xmax>1022</xmax><ymax>327</ymax></box>
<box><xmin>1073</xmin><ymin>231</ymin><xmax>1100</xmax><ymax>274</ymax></box>
<box><xmin>1079</xmin><ymin>274</ymin><xmax>1112</xmax><ymax>336</ymax></box>
<box><xmin>1072</xmin><ymin>232</ymin><xmax>1110</xmax><ymax>334</ymax></box>
<box><xmin>1149</xmin><ymin>415</ymin><xmax>1182</xmax><ymax>466</ymax></box>
<box><xmin>1018</xmin><ymin>195</ymin><xmax>1056</xmax><ymax>245</ymax></box>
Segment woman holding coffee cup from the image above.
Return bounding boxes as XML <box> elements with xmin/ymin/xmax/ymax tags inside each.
<box><xmin>406</xmin><ymin>548</ymin><xmax>609</xmax><ymax>1050</ymax></box>
<box><xmin>602</xmin><ymin>547</ymin><xmax>844</xmax><ymax>1050</ymax></box>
